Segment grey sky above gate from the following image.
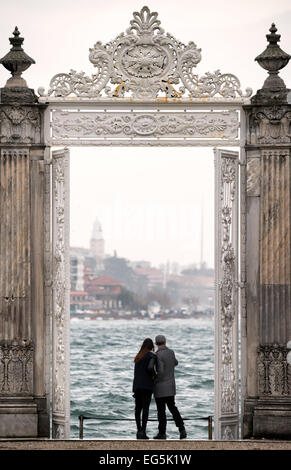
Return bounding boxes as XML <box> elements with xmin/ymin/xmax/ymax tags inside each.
<box><xmin>0</xmin><ymin>0</ymin><xmax>291</xmax><ymax>268</ymax></box>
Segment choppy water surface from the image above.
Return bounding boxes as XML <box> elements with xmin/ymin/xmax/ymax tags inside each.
<box><xmin>70</xmin><ymin>318</ymin><xmax>214</xmax><ymax>440</ymax></box>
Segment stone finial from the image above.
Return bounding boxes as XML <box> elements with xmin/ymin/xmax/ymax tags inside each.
<box><xmin>0</xmin><ymin>27</ymin><xmax>35</xmax><ymax>88</ymax></box>
<box><xmin>255</xmin><ymin>23</ymin><xmax>291</xmax><ymax>90</ymax></box>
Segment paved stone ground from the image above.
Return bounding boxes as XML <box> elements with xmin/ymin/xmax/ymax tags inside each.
<box><xmin>0</xmin><ymin>439</ymin><xmax>291</xmax><ymax>450</ymax></box>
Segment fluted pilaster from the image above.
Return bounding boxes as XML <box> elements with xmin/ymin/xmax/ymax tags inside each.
<box><xmin>260</xmin><ymin>149</ymin><xmax>291</xmax><ymax>344</ymax></box>
<box><xmin>0</xmin><ymin>30</ymin><xmax>49</xmax><ymax>433</ymax></box>
<box><xmin>0</xmin><ymin>149</ymin><xmax>31</xmax><ymax>343</ymax></box>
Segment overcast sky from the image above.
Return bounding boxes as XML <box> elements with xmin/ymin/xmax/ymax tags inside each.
<box><xmin>1</xmin><ymin>0</ymin><xmax>291</xmax><ymax>268</ymax></box>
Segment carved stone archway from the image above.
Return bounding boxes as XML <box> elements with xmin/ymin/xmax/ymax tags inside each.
<box><xmin>37</xmin><ymin>6</ymin><xmax>250</xmax><ymax>440</ymax></box>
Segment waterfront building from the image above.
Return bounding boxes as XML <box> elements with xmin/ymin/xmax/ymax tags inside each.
<box><xmin>85</xmin><ymin>275</ymin><xmax>122</xmax><ymax>310</ymax></box>
<box><xmin>133</xmin><ymin>266</ymin><xmax>164</xmax><ymax>291</ymax></box>
<box><xmin>70</xmin><ymin>247</ymin><xmax>88</xmax><ymax>291</ymax></box>
<box><xmin>165</xmin><ymin>270</ymin><xmax>214</xmax><ymax>311</ymax></box>
<box><xmin>70</xmin><ymin>291</ymin><xmax>90</xmax><ymax>312</ymax></box>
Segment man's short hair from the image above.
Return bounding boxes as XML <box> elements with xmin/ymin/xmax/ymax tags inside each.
<box><xmin>155</xmin><ymin>334</ymin><xmax>166</xmax><ymax>345</ymax></box>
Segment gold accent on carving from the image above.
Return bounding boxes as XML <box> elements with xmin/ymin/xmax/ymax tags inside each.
<box><xmin>166</xmin><ymin>78</ymin><xmax>182</xmax><ymax>98</ymax></box>
<box><xmin>112</xmin><ymin>81</ymin><xmax>126</xmax><ymax>97</ymax></box>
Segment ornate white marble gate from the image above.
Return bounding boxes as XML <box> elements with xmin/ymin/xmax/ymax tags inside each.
<box><xmin>51</xmin><ymin>148</ymin><xmax>70</xmax><ymax>439</ymax></box>
<box><xmin>214</xmin><ymin>149</ymin><xmax>240</xmax><ymax>440</ymax></box>
<box><xmin>38</xmin><ymin>6</ymin><xmax>251</xmax><ymax>439</ymax></box>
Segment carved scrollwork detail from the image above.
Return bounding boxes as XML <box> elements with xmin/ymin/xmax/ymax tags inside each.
<box><xmin>257</xmin><ymin>344</ymin><xmax>290</xmax><ymax>396</ymax></box>
<box><xmin>47</xmin><ymin>70</ymin><xmax>111</xmax><ymax>98</ymax></box>
<box><xmin>0</xmin><ymin>340</ymin><xmax>33</xmax><ymax>395</ymax></box>
<box><xmin>40</xmin><ymin>7</ymin><xmax>251</xmax><ymax>100</ymax></box>
<box><xmin>183</xmin><ymin>70</ymin><xmax>252</xmax><ymax>99</ymax></box>
<box><xmin>222</xmin><ymin>425</ymin><xmax>235</xmax><ymax>440</ymax></box>
<box><xmin>51</xmin><ymin>110</ymin><xmax>239</xmax><ymax>141</ymax></box>
<box><xmin>0</xmin><ymin>105</ymin><xmax>41</xmax><ymax>143</ymax></box>
<box><xmin>52</xmin><ymin>151</ymin><xmax>70</xmax><ymax>438</ymax></box>
<box><xmin>219</xmin><ymin>156</ymin><xmax>238</xmax><ymax>416</ymax></box>
<box><xmin>53</xmin><ymin>423</ymin><xmax>65</xmax><ymax>439</ymax></box>
<box><xmin>54</xmin><ymin>385</ymin><xmax>65</xmax><ymax>412</ymax></box>
<box><xmin>249</xmin><ymin>106</ymin><xmax>291</xmax><ymax>144</ymax></box>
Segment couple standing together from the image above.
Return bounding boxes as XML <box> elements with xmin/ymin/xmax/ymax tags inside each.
<box><xmin>133</xmin><ymin>334</ymin><xmax>187</xmax><ymax>440</ymax></box>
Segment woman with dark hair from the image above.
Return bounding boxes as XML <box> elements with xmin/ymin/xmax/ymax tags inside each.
<box><xmin>133</xmin><ymin>338</ymin><xmax>156</xmax><ymax>439</ymax></box>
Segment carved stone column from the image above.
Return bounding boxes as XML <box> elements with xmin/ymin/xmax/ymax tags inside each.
<box><xmin>242</xmin><ymin>24</ymin><xmax>291</xmax><ymax>438</ymax></box>
<box><xmin>0</xmin><ymin>29</ymin><xmax>49</xmax><ymax>437</ymax></box>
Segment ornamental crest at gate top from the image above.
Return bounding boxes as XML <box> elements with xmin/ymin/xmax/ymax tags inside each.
<box><xmin>39</xmin><ymin>6</ymin><xmax>252</xmax><ymax>100</ymax></box>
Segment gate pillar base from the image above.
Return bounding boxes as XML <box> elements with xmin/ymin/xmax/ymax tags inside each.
<box><xmin>0</xmin><ymin>399</ymin><xmax>38</xmax><ymax>438</ymax></box>
<box><xmin>242</xmin><ymin>398</ymin><xmax>257</xmax><ymax>438</ymax></box>
<box><xmin>253</xmin><ymin>403</ymin><xmax>291</xmax><ymax>439</ymax></box>
<box><xmin>243</xmin><ymin>399</ymin><xmax>291</xmax><ymax>439</ymax></box>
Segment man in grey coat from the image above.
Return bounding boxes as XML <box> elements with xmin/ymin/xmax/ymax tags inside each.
<box><xmin>153</xmin><ymin>334</ymin><xmax>186</xmax><ymax>439</ymax></box>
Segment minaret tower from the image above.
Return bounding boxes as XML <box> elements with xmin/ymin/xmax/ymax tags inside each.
<box><xmin>90</xmin><ymin>218</ymin><xmax>105</xmax><ymax>260</ymax></box>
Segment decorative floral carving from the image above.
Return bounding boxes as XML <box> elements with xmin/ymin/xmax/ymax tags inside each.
<box><xmin>5</xmin><ymin>106</ymin><xmax>26</xmax><ymax>125</ymax></box>
<box><xmin>0</xmin><ymin>105</ymin><xmax>41</xmax><ymax>143</ymax></box>
<box><xmin>249</xmin><ymin>106</ymin><xmax>291</xmax><ymax>144</ymax></box>
<box><xmin>184</xmin><ymin>70</ymin><xmax>251</xmax><ymax>99</ymax></box>
<box><xmin>51</xmin><ymin>110</ymin><xmax>239</xmax><ymax>142</ymax></box>
<box><xmin>218</xmin><ymin>156</ymin><xmax>238</xmax><ymax>419</ymax></box>
<box><xmin>54</xmin><ymin>385</ymin><xmax>65</xmax><ymax>412</ymax></box>
<box><xmin>53</xmin><ymin>423</ymin><xmax>65</xmax><ymax>439</ymax></box>
<box><xmin>121</xmin><ymin>45</ymin><xmax>168</xmax><ymax>78</ymax></box>
<box><xmin>0</xmin><ymin>340</ymin><xmax>33</xmax><ymax>395</ymax></box>
<box><xmin>132</xmin><ymin>115</ymin><xmax>157</xmax><ymax>135</ymax></box>
<box><xmin>40</xmin><ymin>7</ymin><xmax>251</xmax><ymax>100</ymax></box>
<box><xmin>46</xmin><ymin>70</ymin><xmax>109</xmax><ymax>98</ymax></box>
<box><xmin>222</xmin><ymin>425</ymin><xmax>235</xmax><ymax>440</ymax></box>
<box><xmin>257</xmin><ymin>344</ymin><xmax>290</xmax><ymax>396</ymax></box>
<box><xmin>52</xmin><ymin>151</ymin><xmax>70</xmax><ymax>438</ymax></box>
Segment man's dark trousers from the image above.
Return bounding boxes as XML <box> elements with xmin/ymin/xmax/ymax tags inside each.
<box><xmin>155</xmin><ymin>396</ymin><xmax>184</xmax><ymax>433</ymax></box>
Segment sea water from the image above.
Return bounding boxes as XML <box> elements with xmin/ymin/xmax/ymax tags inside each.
<box><xmin>70</xmin><ymin>317</ymin><xmax>214</xmax><ymax>440</ymax></box>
